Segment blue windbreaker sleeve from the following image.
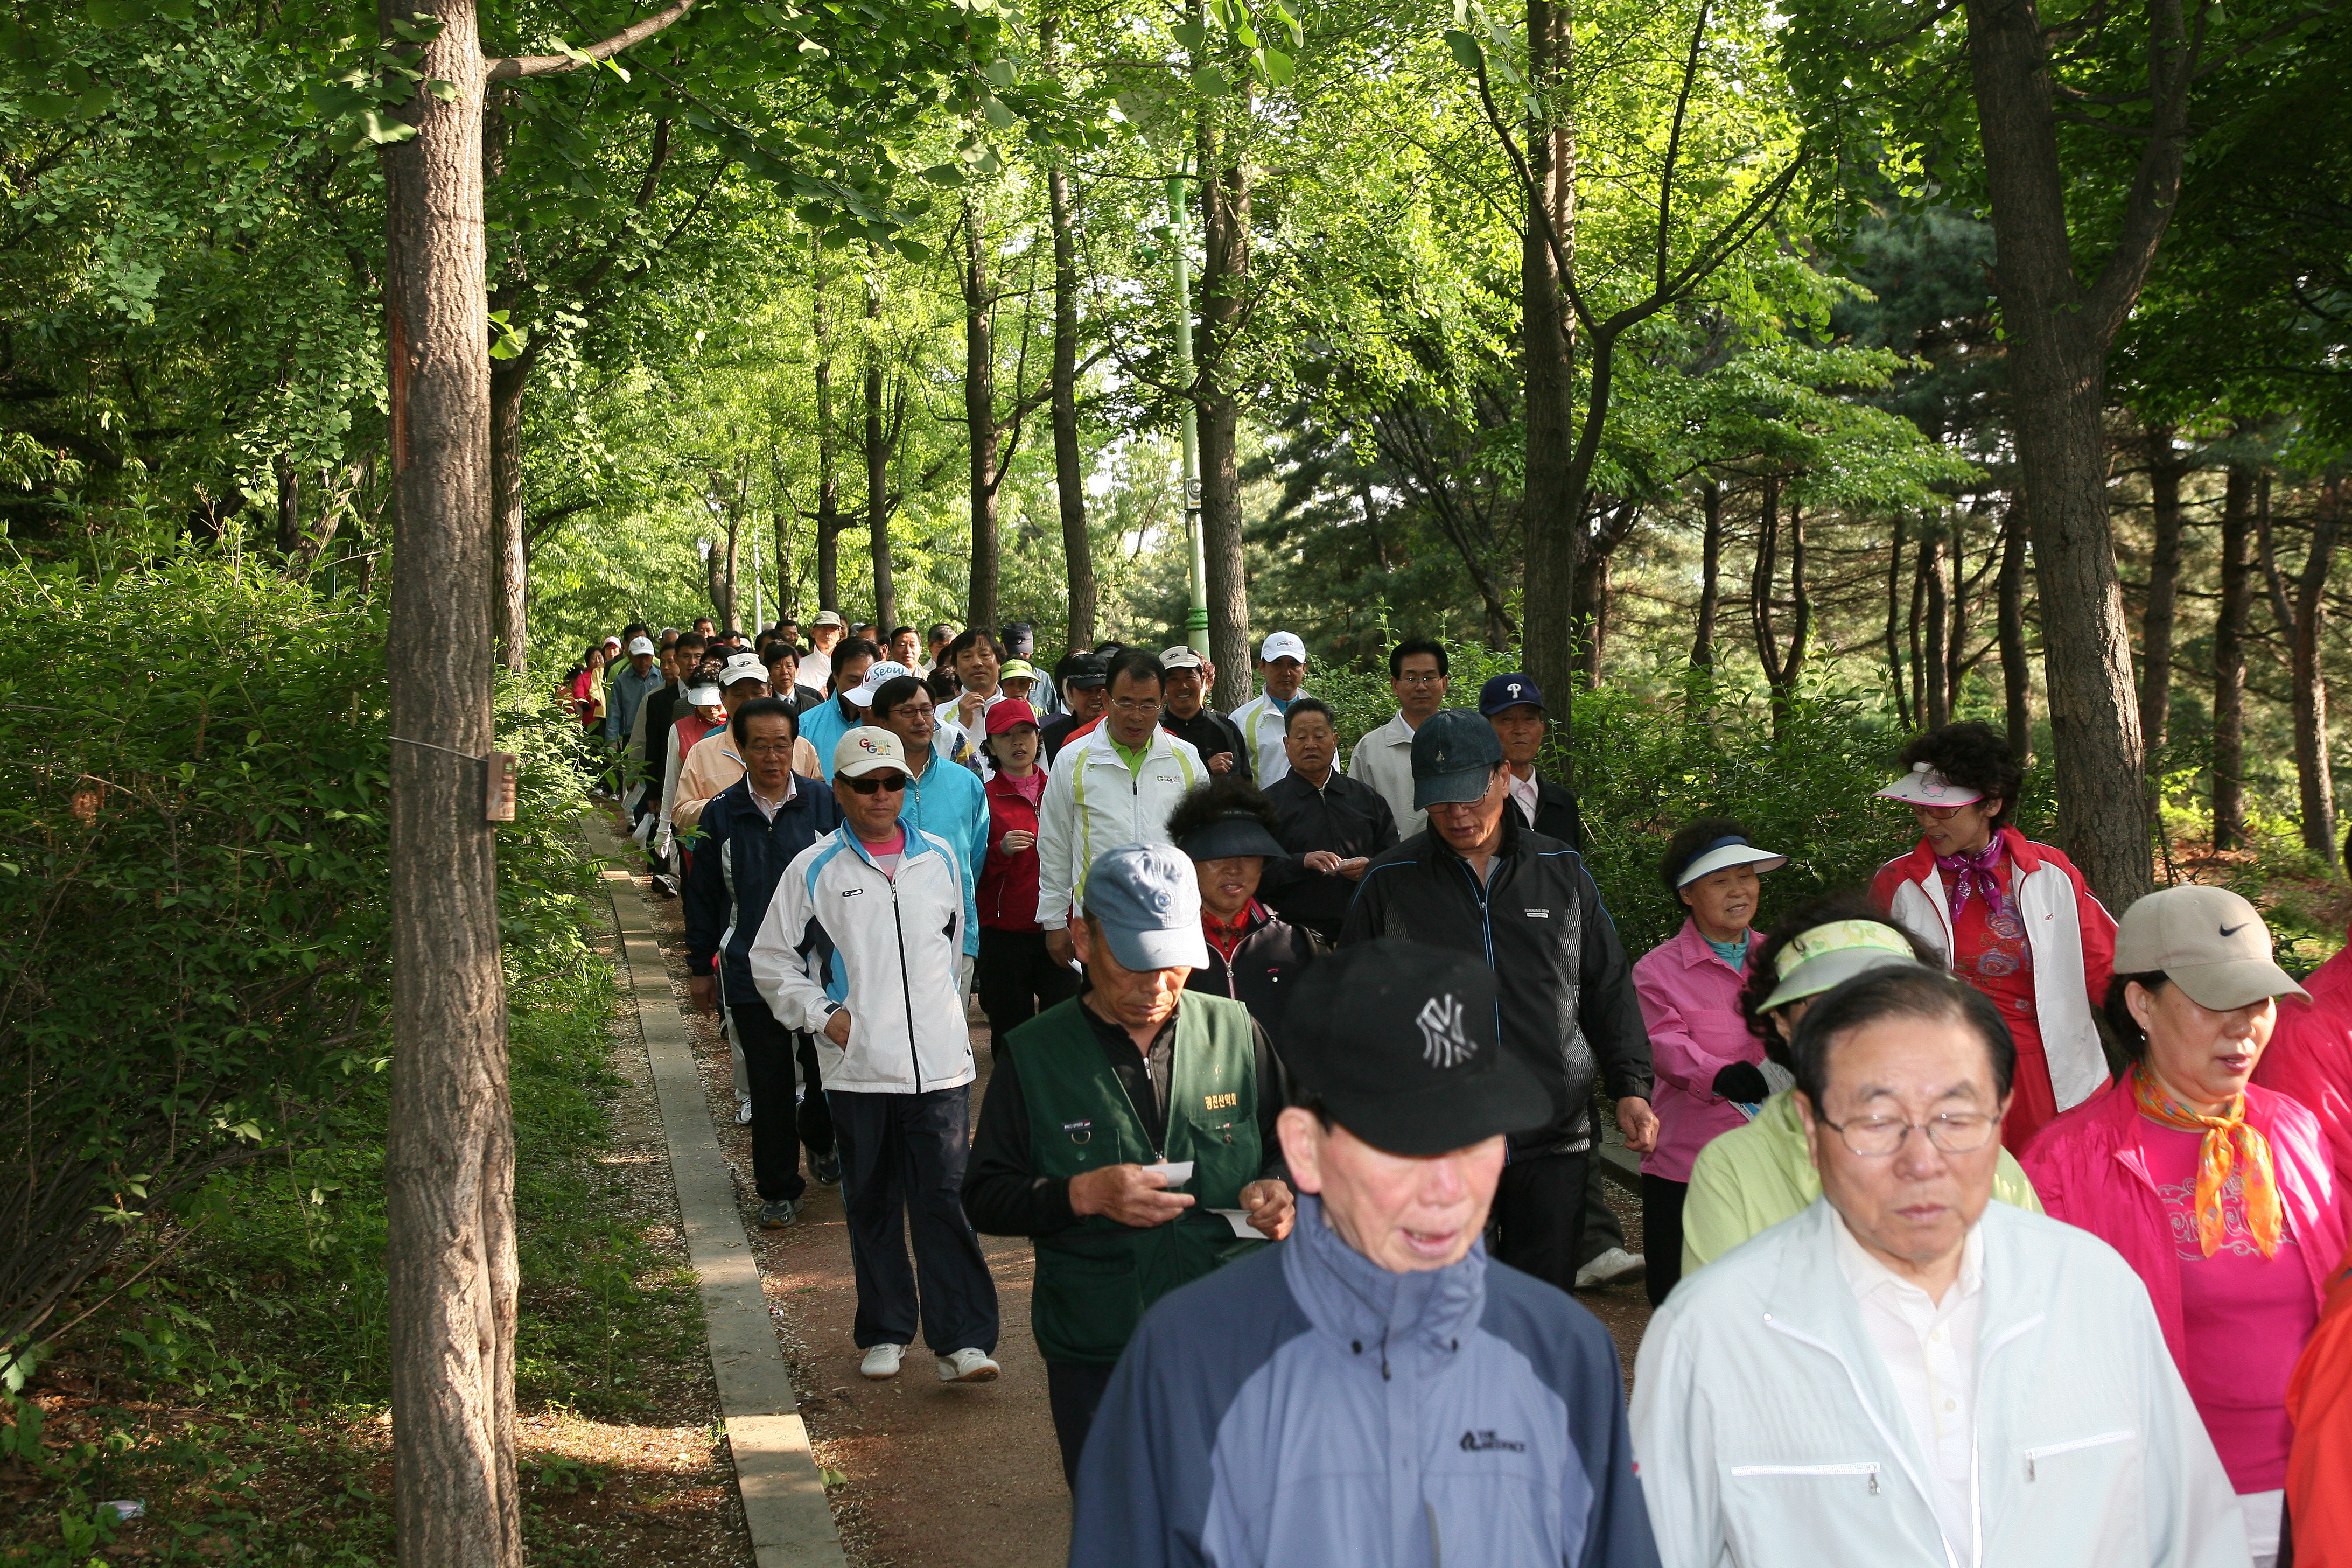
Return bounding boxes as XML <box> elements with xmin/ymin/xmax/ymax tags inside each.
<box><xmin>1571</xmin><ymin>1327</ymin><xmax>1660</xmax><ymax>1568</ymax></box>
<box><xmin>1068</xmin><ymin>1336</ymin><xmax>1185</xmax><ymax>1568</ymax></box>
<box><xmin>681</xmin><ymin>797</ymin><xmax>730</xmax><ymax>977</ymax></box>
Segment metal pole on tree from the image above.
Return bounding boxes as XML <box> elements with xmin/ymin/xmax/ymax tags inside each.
<box><xmin>1169</xmin><ymin>165</ymin><xmax>1209</xmax><ymax>656</ymax></box>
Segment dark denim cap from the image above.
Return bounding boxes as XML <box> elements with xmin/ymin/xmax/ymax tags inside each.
<box><xmin>1476</xmin><ymin>672</ymin><xmax>1546</xmax><ymax>716</ymax></box>
<box><xmin>1083</xmin><ymin>843</ymin><xmax>1209</xmax><ymax>971</ymax></box>
<box><xmin>1410</xmin><ymin>708</ymin><xmax>1506</xmax><ymax>811</ymax></box>
<box><xmin>1175</xmin><ymin>809</ymin><xmax>1287</xmax><ymax>863</ymax></box>
<box><xmin>1283</xmin><ymin>940</ymin><xmax>1549</xmax><ymax>1156</ymax></box>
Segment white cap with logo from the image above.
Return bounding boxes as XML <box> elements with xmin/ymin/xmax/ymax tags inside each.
<box><xmin>833</xmin><ymin>727</ymin><xmax>910</xmax><ymax>779</ymax></box>
<box><xmin>1258</xmin><ymin>631</ymin><xmax>1306</xmax><ymax>663</ymax></box>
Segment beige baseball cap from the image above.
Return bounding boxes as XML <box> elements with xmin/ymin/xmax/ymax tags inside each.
<box><xmin>2113</xmin><ymin>885</ymin><xmax>2309</xmax><ymax>1010</ymax></box>
<box><xmin>832</xmin><ymin>726</ymin><xmax>909</xmax><ymax>780</ymax></box>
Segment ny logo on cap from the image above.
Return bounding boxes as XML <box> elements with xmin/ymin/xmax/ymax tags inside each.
<box><xmin>1416</xmin><ymin>994</ymin><xmax>1475</xmax><ymax>1069</ymax></box>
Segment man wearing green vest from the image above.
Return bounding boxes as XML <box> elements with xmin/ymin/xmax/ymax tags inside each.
<box><xmin>964</xmin><ymin>842</ymin><xmax>1296</xmax><ymax>1490</ymax></box>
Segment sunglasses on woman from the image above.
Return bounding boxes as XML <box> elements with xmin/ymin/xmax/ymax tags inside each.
<box><xmin>844</xmin><ymin>774</ymin><xmax>908</xmax><ymax>794</ymax></box>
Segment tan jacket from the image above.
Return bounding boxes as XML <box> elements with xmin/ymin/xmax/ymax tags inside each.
<box><xmin>671</xmin><ymin>728</ymin><xmax>820</xmax><ymax>833</ymax></box>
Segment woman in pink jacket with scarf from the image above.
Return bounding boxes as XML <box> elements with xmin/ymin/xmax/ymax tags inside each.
<box><xmin>1870</xmin><ymin>721</ymin><xmax>2117</xmax><ymax>1153</ymax></box>
<box><xmin>1630</xmin><ymin>818</ymin><xmax>1787</xmax><ymax>1306</ymax></box>
<box><xmin>2024</xmin><ymin>885</ymin><xmax>2342</xmax><ymax>1568</ymax></box>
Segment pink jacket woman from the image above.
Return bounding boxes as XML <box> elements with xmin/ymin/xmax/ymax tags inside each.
<box><xmin>1632</xmin><ymin>919</ymin><xmax>1762</xmax><ymax>1184</ymax></box>
<box><xmin>2024</xmin><ymin>1079</ymin><xmax>2344</xmax><ymax>1373</ymax></box>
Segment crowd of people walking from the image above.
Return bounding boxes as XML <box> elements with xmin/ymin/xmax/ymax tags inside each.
<box><xmin>558</xmin><ymin>615</ymin><xmax>2351</xmax><ymax>1567</ymax></box>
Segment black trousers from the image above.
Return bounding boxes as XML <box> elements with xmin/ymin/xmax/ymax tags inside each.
<box><xmin>1579</xmin><ymin>1160</ymin><xmax>1628</xmax><ymax>1269</ymax></box>
<box><xmin>1047</xmin><ymin>1360</ymin><xmax>1117</xmax><ymax>1492</ymax></box>
<box><xmin>828</xmin><ymin>1086</ymin><xmax>999</xmax><ymax>1355</ymax></box>
<box><xmin>976</xmin><ymin>926</ymin><xmax>1080</xmax><ymax>1052</ymax></box>
<box><xmin>1490</xmin><ymin>1149</ymin><xmax>1591</xmax><ymax>1295</ymax></box>
<box><xmin>1642</xmin><ymin>1173</ymin><xmax>1689</xmax><ymax>1307</ymax></box>
<box><xmin>729</xmin><ymin>1000</ymin><xmax>834</xmax><ymax>1202</ymax></box>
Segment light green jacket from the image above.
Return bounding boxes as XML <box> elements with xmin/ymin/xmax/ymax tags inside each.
<box><xmin>1680</xmin><ymin>1089</ymin><xmax>2042</xmax><ymax>1276</ymax></box>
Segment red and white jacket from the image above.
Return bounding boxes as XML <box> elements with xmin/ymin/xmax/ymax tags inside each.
<box><xmin>1870</xmin><ymin>825</ymin><xmax>2118</xmax><ymax>1114</ymax></box>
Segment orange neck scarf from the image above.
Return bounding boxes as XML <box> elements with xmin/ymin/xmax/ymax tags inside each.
<box><xmin>2132</xmin><ymin>1064</ymin><xmax>2282</xmax><ymax>1258</ymax></box>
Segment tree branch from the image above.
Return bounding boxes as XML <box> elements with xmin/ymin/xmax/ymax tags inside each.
<box><xmin>487</xmin><ymin>0</ymin><xmax>698</xmax><ymax>81</ymax></box>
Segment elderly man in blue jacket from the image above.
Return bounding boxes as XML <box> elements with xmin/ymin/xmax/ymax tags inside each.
<box><xmin>1070</xmin><ymin>939</ymin><xmax>1659</xmax><ymax>1568</ymax></box>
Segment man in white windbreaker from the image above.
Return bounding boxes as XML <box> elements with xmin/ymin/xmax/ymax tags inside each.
<box><xmin>1632</xmin><ymin>964</ymin><xmax>2248</xmax><ymax>1568</ymax></box>
<box><xmin>1037</xmin><ymin>648</ymin><xmax>1203</xmax><ymax>968</ymax></box>
<box><xmin>751</xmin><ymin>726</ymin><xmax>1003</xmax><ymax>1388</ymax></box>
<box><xmin>1223</xmin><ymin>630</ymin><xmax>1310</xmax><ymax>786</ymax></box>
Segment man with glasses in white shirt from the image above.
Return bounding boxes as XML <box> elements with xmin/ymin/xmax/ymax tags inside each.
<box><xmin>1633</xmin><ymin>965</ymin><xmax>2246</xmax><ymax>1568</ymax></box>
<box><xmin>1347</xmin><ymin>638</ymin><xmax>1450</xmax><ymax>839</ymax></box>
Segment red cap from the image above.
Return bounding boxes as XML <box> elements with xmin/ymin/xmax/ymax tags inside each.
<box><xmin>984</xmin><ymin>699</ymin><xmax>1039</xmax><ymax>736</ymax></box>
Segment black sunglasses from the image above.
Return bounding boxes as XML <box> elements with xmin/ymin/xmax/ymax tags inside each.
<box><xmin>844</xmin><ymin>774</ymin><xmax>908</xmax><ymax>795</ymax></box>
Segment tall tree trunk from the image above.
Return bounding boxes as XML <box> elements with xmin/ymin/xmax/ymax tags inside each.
<box><xmin>865</xmin><ymin>253</ymin><xmax>897</xmax><ymax>634</ymax></box>
<box><xmin>2211</xmin><ymin>464</ymin><xmax>2252</xmax><ymax>849</ymax></box>
<box><xmin>1751</xmin><ymin>481</ymin><xmax>1808</xmax><ymax>736</ymax></box>
<box><xmin>1944</xmin><ymin>506</ymin><xmax>1972</xmax><ymax>718</ymax></box>
<box><xmin>377</xmin><ymin>4</ymin><xmax>520</xmax><ymax>1565</ymax></box>
<box><xmin>2290</xmin><ymin>480</ymin><xmax>2341</xmax><ymax>858</ymax></box>
<box><xmin>1574</xmin><ymin>552</ymin><xmax>1609</xmax><ymax>683</ymax></box>
<box><xmin>1962</xmin><ymin>0</ymin><xmax>2187</xmax><ymax>906</ymax></box>
<box><xmin>1781</xmin><ymin>502</ymin><xmax>1810</xmax><ymax>715</ymax></box>
<box><xmin>1041</xmin><ymin>7</ymin><xmax>1095</xmax><ymax>650</ymax></box>
<box><xmin>276</xmin><ymin>455</ymin><xmax>301</xmax><ymax>555</ymax></box>
<box><xmin>1517</xmin><ymin>0</ymin><xmax>1578</xmax><ymax>706</ymax></box>
<box><xmin>1886</xmin><ymin>512</ymin><xmax>1912</xmax><ymax>729</ymax></box>
<box><xmin>2138</xmin><ymin>424</ymin><xmax>2185</xmax><ymax>771</ymax></box>
<box><xmin>960</xmin><ymin>199</ymin><xmax>999</xmax><ymax>634</ymax></box>
<box><xmin>1997</xmin><ymin>507</ymin><xmax>2033</xmax><ymax>765</ymax></box>
<box><xmin>811</xmin><ymin>239</ymin><xmax>843</xmax><ymax>614</ymax></box>
<box><xmin>489</xmin><ymin>359</ymin><xmax>529</xmax><ymax>672</ymax></box>
<box><xmin>1196</xmin><ymin>92</ymin><xmax>1253</xmax><ymax>709</ymax></box>
<box><xmin>1909</xmin><ymin>527</ymin><xmax>1930</xmax><ymax>726</ymax></box>
<box><xmin>1922</xmin><ymin>519</ymin><xmax>1950</xmax><ymax>731</ymax></box>
<box><xmin>1690</xmin><ymin>479</ymin><xmax>1721</xmax><ymax>669</ymax></box>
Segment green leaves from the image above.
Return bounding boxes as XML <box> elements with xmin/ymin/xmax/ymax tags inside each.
<box><xmin>1171</xmin><ymin>0</ymin><xmax>1303</xmax><ymax>94</ymax></box>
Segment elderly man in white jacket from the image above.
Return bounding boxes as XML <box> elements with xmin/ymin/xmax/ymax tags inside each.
<box><xmin>751</xmin><ymin>727</ymin><xmax>1002</xmax><ymax>1388</ymax></box>
<box><xmin>1037</xmin><ymin>648</ymin><xmax>1203</xmax><ymax>967</ymax></box>
<box><xmin>1632</xmin><ymin>964</ymin><xmax>2247</xmax><ymax>1568</ymax></box>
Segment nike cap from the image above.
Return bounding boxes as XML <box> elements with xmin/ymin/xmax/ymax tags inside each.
<box><xmin>1281</xmin><ymin>940</ymin><xmax>1549</xmax><ymax>1156</ymax></box>
<box><xmin>2112</xmin><ymin>884</ymin><xmax>2308</xmax><ymax>1011</ymax></box>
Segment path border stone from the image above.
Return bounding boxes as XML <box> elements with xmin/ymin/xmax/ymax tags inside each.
<box><xmin>586</xmin><ymin>820</ymin><xmax>848</xmax><ymax>1568</ymax></box>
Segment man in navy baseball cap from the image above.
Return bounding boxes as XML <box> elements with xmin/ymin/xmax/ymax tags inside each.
<box><xmin>1476</xmin><ymin>670</ymin><xmax>1585</xmax><ymax>851</ymax></box>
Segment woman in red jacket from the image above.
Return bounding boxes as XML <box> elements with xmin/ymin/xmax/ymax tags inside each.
<box><xmin>2024</xmin><ymin>885</ymin><xmax>2341</xmax><ymax>1568</ymax></box>
<box><xmin>1870</xmin><ymin>720</ymin><xmax>2117</xmax><ymax>1152</ymax></box>
<box><xmin>975</xmin><ymin>701</ymin><xmax>1079</xmax><ymax>1056</ymax></box>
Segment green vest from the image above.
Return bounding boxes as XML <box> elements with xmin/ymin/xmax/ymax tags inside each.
<box><xmin>1006</xmin><ymin>993</ymin><xmax>1268</xmax><ymax>1366</ymax></box>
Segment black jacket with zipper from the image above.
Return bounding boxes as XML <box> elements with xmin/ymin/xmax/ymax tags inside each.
<box><xmin>1185</xmin><ymin>904</ymin><xmax>1315</xmax><ymax>1050</ymax></box>
<box><xmin>1339</xmin><ymin>809</ymin><xmax>1650</xmax><ymax>1156</ymax></box>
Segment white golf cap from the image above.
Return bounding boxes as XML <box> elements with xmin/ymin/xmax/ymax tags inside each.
<box><xmin>834</xmin><ymin>726</ymin><xmax>909</xmax><ymax>779</ymax></box>
<box><xmin>847</xmin><ymin>660</ymin><xmax>913</xmax><ymax>708</ymax></box>
<box><xmin>719</xmin><ymin>654</ymin><xmax>768</xmax><ymax>688</ymax></box>
<box><xmin>685</xmin><ymin>684</ymin><xmax>722</xmax><ymax>707</ymax></box>
<box><xmin>1875</xmin><ymin>761</ymin><xmax>1983</xmax><ymax>807</ymax></box>
<box><xmin>1259</xmin><ymin>631</ymin><xmax>1306</xmax><ymax>663</ymax></box>
<box><xmin>1675</xmin><ymin>834</ymin><xmax>1789</xmax><ymax>887</ymax></box>
<box><xmin>1160</xmin><ymin>645</ymin><xmax>1205</xmax><ymax>670</ymax></box>
<box><xmin>626</xmin><ymin>635</ymin><xmax>657</xmax><ymax>656</ymax></box>
<box><xmin>603</xmin><ymin>635</ymin><xmax>623</xmax><ymax>647</ymax></box>
<box><xmin>811</xmin><ymin>610</ymin><xmax>846</xmax><ymax>628</ymax></box>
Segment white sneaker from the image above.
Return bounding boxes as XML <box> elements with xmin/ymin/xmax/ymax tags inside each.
<box><xmin>859</xmin><ymin>1343</ymin><xmax>906</xmax><ymax>1380</ymax></box>
<box><xmin>936</xmin><ymin>1348</ymin><xmax>1000</xmax><ymax>1383</ymax></box>
<box><xmin>1574</xmin><ymin>1246</ymin><xmax>1645</xmax><ymax>1289</ymax></box>
<box><xmin>735</xmin><ymin>1096</ymin><xmax>754</xmax><ymax>1125</ymax></box>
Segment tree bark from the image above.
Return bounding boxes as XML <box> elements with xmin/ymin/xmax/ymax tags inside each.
<box><xmin>2289</xmin><ymin>480</ymin><xmax>2341</xmax><ymax>858</ymax></box>
<box><xmin>1944</xmin><ymin>506</ymin><xmax>1972</xmax><ymax>719</ymax></box>
<box><xmin>2210</xmin><ymin>464</ymin><xmax>2252</xmax><ymax>849</ymax></box>
<box><xmin>1574</xmin><ymin>552</ymin><xmax>1610</xmax><ymax>682</ymax></box>
<box><xmin>1196</xmin><ymin>94</ymin><xmax>1253</xmax><ymax>710</ymax></box>
<box><xmin>1962</xmin><ymin>0</ymin><xmax>2189</xmax><ymax>906</ymax></box>
<box><xmin>1690</xmin><ymin>478</ymin><xmax>1721</xmax><ymax>669</ymax></box>
<box><xmin>377</xmin><ymin>3</ymin><xmax>520</xmax><ymax>1564</ymax></box>
<box><xmin>866</xmin><ymin>252</ymin><xmax>897</xmax><ymax>634</ymax></box>
<box><xmin>489</xmin><ymin>360</ymin><xmax>528</xmax><ymax>672</ymax></box>
<box><xmin>960</xmin><ymin>198</ymin><xmax>999</xmax><ymax>634</ymax></box>
<box><xmin>1886</xmin><ymin>512</ymin><xmax>1912</xmax><ymax>729</ymax></box>
<box><xmin>1922</xmin><ymin>519</ymin><xmax>1950</xmax><ymax>731</ymax></box>
<box><xmin>2138</xmin><ymin>425</ymin><xmax>2185</xmax><ymax>771</ymax></box>
<box><xmin>276</xmin><ymin>455</ymin><xmax>301</xmax><ymax>556</ymax></box>
<box><xmin>1516</xmin><ymin>0</ymin><xmax>1578</xmax><ymax>706</ymax></box>
<box><xmin>1997</xmin><ymin>506</ymin><xmax>2033</xmax><ymax>766</ymax></box>
<box><xmin>811</xmin><ymin>239</ymin><xmax>843</xmax><ymax>614</ymax></box>
<box><xmin>1041</xmin><ymin>8</ymin><xmax>1095</xmax><ymax>650</ymax></box>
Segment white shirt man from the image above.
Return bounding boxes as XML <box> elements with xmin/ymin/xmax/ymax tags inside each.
<box><xmin>1224</xmin><ymin>630</ymin><xmax>1309</xmax><ymax>785</ymax></box>
<box><xmin>1345</xmin><ymin>640</ymin><xmax>1448</xmax><ymax>838</ymax></box>
<box><xmin>1632</xmin><ymin>966</ymin><xmax>2245</xmax><ymax>1568</ymax></box>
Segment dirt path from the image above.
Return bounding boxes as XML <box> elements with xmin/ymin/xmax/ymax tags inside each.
<box><xmin>628</xmin><ymin>856</ymin><xmax>1654</xmax><ymax>1567</ymax></box>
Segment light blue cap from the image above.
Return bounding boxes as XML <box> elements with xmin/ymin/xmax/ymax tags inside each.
<box><xmin>1084</xmin><ymin>843</ymin><xmax>1209</xmax><ymax>971</ymax></box>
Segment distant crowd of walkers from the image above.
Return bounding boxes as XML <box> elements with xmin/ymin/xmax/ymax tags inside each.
<box><xmin>559</xmin><ymin>611</ymin><xmax>2350</xmax><ymax>1568</ymax></box>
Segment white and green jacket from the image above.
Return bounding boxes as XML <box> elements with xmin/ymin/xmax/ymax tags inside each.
<box><xmin>1033</xmin><ymin>724</ymin><xmax>1203</xmax><ymax>929</ymax></box>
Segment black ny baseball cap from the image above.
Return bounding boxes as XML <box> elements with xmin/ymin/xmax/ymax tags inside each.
<box><xmin>1282</xmin><ymin>940</ymin><xmax>1548</xmax><ymax>1156</ymax></box>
